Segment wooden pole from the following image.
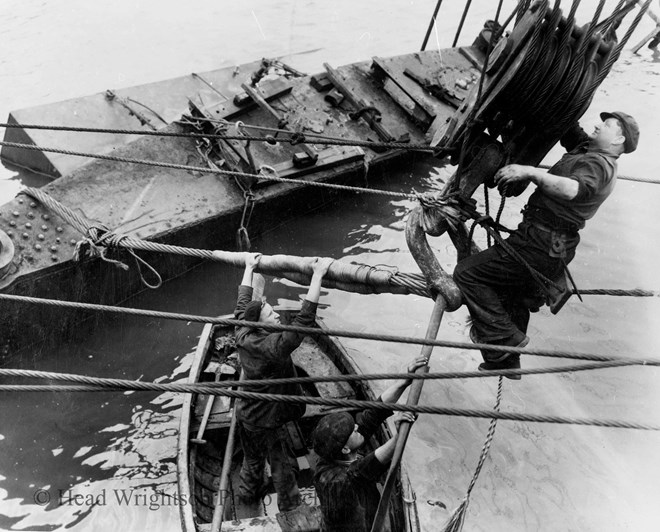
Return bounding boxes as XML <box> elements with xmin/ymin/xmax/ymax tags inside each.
<box><xmin>369</xmin><ymin>296</ymin><xmax>446</xmax><ymax>532</ymax></box>
<box><xmin>421</xmin><ymin>0</ymin><xmax>445</xmax><ymax>51</ymax></box>
<box><xmin>632</xmin><ymin>0</ymin><xmax>660</xmax><ymax>52</ymax></box>
<box><xmin>210</xmin><ymin>375</ymin><xmax>242</xmax><ymax>532</ymax></box>
<box><xmin>190</xmin><ymin>372</ymin><xmax>221</xmax><ymax>444</ymax></box>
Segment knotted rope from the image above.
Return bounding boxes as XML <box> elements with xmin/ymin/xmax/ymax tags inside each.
<box><xmin>442</xmin><ymin>377</ymin><xmax>504</xmax><ymax>532</ymax></box>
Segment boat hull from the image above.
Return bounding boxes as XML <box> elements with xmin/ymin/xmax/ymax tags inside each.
<box><xmin>0</xmin><ymin>47</ymin><xmax>479</xmax><ymax>356</ymax></box>
<box><xmin>177</xmin><ymin>314</ymin><xmax>419</xmax><ymax>532</ymax></box>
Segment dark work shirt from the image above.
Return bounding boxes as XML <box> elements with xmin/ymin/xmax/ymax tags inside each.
<box><xmin>313</xmin><ymin>399</ymin><xmax>392</xmax><ymax>532</ymax></box>
<box><xmin>233</xmin><ymin>285</ymin><xmax>317</xmax><ymax>429</ymax></box>
<box><xmin>526</xmin><ymin>143</ymin><xmax>618</xmax><ymax>231</ymax></box>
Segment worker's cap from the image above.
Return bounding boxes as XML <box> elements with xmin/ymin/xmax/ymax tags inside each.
<box><xmin>600</xmin><ymin>111</ymin><xmax>640</xmax><ymax>153</ymax></box>
<box><xmin>243</xmin><ymin>300</ymin><xmax>263</xmax><ymax>322</ymax></box>
<box><xmin>312</xmin><ymin>412</ymin><xmax>355</xmax><ymax>460</ymax></box>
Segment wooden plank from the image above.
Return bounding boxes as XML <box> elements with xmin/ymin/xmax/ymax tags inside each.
<box><xmin>189</xmin><ymin>77</ymin><xmax>293</xmax><ymax>122</ymax></box>
<box><xmin>323</xmin><ymin>63</ymin><xmax>396</xmax><ymax>142</ymax></box>
<box><xmin>241</xmin><ymin>83</ymin><xmax>318</xmax><ymax>163</ymax></box>
<box><xmin>381</xmin><ymin>78</ymin><xmax>432</xmax><ymax>127</ymax></box>
<box><xmin>259</xmin><ymin>146</ymin><xmax>364</xmax><ymax>187</ymax></box>
<box><xmin>292</xmin><ymin>337</ymin><xmax>355</xmax><ymax>399</ymax></box>
<box><xmin>372</xmin><ymin>57</ymin><xmax>436</xmax><ymax>119</ymax></box>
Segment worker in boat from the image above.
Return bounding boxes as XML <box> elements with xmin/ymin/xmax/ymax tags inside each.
<box><xmin>311</xmin><ymin>354</ymin><xmax>427</xmax><ymax>532</ymax></box>
<box><xmin>453</xmin><ymin>111</ymin><xmax>639</xmax><ymax>377</ymax></box>
<box><xmin>234</xmin><ymin>252</ymin><xmax>334</xmax><ymax>512</ymax></box>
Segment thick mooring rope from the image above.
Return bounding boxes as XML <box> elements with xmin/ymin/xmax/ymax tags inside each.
<box><xmin>16</xmin><ymin>187</ymin><xmax>660</xmax><ymax>300</ymax></box>
<box><xmin>19</xmin><ymin>187</ymin><xmax>431</xmax><ymax>296</ymax></box>
<box><xmin>442</xmin><ymin>377</ymin><xmax>504</xmax><ymax>532</ymax></box>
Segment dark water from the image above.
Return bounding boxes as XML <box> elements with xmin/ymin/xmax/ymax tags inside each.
<box><xmin>1</xmin><ymin>1</ymin><xmax>660</xmax><ymax>530</ymax></box>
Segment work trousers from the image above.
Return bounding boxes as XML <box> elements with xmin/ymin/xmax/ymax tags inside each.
<box><xmin>238</xmin><ymin>421</ymin><xmax>301</xmax><ymax>512</ymax></box>
<box><xmin>453</xmin><ymin>222</ymin><xmax>573</xmax><ymax>354</ymax></box>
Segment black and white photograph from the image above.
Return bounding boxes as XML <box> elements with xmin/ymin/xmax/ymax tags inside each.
<box><xmin>1</xmin><ymin>1</ymin><xmax>659</xmax><ymax>531</ymax></box>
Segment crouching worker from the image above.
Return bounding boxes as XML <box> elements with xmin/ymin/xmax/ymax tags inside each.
<box><xmin>311</xmin><ymin>355</ymin><xmax>427</xmax><ymax>532</ymax></box>
<box><xmin>234</xmin><ymin>252</ymin><xmax>334</xmax><ymax>512</ymax></box>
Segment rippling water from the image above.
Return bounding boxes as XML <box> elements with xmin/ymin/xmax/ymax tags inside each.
<box><xmin>1</xmin><ymin>1</ymin><xmax>660</xmax><ymax>531</ymax></box>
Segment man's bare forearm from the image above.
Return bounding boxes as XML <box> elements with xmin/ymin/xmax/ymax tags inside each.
<box><xmin>495</xmin><ymin>164</ymin><xmax>578</xmax><ymax>201</ymax></box>
<box><xmin>528</xmin><ymin>167</ymin><xmax>579</xmax><ymax>200</ymax></box>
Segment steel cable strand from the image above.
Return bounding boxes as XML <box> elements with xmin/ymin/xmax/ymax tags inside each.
<box><xmin>554</xmin><ymin>21</ymin><xmax>612</xmax><ymax>132</ymax></box>
<box><xmin>5</xmin><ymin>143</ymin><xmax>416</xmax><ymax>199</ymax></box>
<box><xmin>577</xmin><ymin>288</ymin><xmax>658</xmax><ymax>297</ymax></box>
<box><xmin>541</xmin><ymin>0</ymin><xmax>606</xmax><ymax>128</ymax></box>
<box><xmin>510</xmin><ymin>0</ymin><xmax>563</xmax><ymax>122</ymax></box>
<box><xmin>0</xmin><ymin>122</ymin><xmax>434</xmax><ymax>153</ymax></box>
<box><xmin>536</xmin><ymin>0</ymin><xmax>589</xmax><ymax>125</ymax></box>
<box><xmin>562</xmin><ymin>0</ymin><xmax>646</xmax><ymax>123</ymax></box>
<box><xmin>497</xmin><ymin>0</ymin><xmax>553</xmax><ymax>117</ymax></box>
<box><xmin>440</xmin><ymin>1</ymin><xmax>534</xmax><ymax>151</ymax></box>
<box><xmin>475</xmin><ymin>0</ymin><xmax>505</xmax><ymax>104</ymax></box>
<box><xmin>574</xmin><ymin>0</ymin><xmax>651</xmax><ymax>115</ymax></box>
<box><xmin>537</xmin><ymin>164</ymin><xmax>660</xmax><ymax>184</ymax></box>
<box><xmin>0</xmin><ymin>384</ymin><xmax>657</xmax><ymax>430</ymax></box>
<box><xmin>527</xmin><ymin>0</ymin><xmax>581</xmax><ymax>117</ymax></box>
<box><xmin>209</xmin><ymin>123</ymin><xmax>431</xmax><ymax>152</ymax></box>
<box><xmin>442</xmin><ymin>377</ymin><xmax>504</xmax><ymax>532</ymax></box>
<box><xmin>566</xmin><ymin>0</ymin><xmax>607</xmax><ymax>81</ymax></box>
<box><xmin>2</xmin><ymin>293</ymin><xmax>660</xmax><ymax>366</ymax></box>
<box><xmin>0</xmin><ymin>360</ymin><xmax>642</xmax><ymax>391</ymax></box>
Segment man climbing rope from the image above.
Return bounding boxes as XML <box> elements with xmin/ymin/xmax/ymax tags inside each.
<box><xmin>234</xmin><ymin>252</ymin><xmax>334</xmax><ymax>512</ymax></box>
<box><xmin>452</xmin><ymin>111</ymin><xmax>639</xmax><ymax>377</ymax></box>
<box><xmin>311</xmin><ymin>355</ymin><xmax>426</xmax><ymax>532</ymax></box>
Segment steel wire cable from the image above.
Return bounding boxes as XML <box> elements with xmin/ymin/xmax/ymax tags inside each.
<box><xmin>0</xmin><ymin>360</ymin><xmax>643</xmax><ymax>390</ymax></box>
<box><xmin>0</xmin><ymin>142</ymin><xmax>416</xmax><ymax>199</ymax></box>
<box><xmin>1</xmin><ymin>292</ymin><xmax>659</xmax><ymax>364</ymax></box>
<box><xmin>0</xmin><ymin>122</ymin><xmax>432</xmax><ymax>152</ymax></box>
<box><xmin>0</xmin><ymin>383</ymin><xmax>656</xmax><ymax>430</ymax></box>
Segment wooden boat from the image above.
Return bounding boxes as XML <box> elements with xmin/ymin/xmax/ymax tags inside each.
<box><xmin>177</xmin><ymin>312</ymin><xmax>420</xmax><ymax>532</ymax></box>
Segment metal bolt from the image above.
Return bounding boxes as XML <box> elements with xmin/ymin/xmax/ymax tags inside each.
<box><xmin>55</xmin><ymin>237</ymin><xmax>61</xmax><ymax>243</ymax></box>
<box><xmin>18</xmin><ymin>198</ymin><xmax>23</xmax><ymax>204</ymax></box>
<box><xmin>25</xmin><ymin>223</ymin><xmax>32</xmax><ymax>229</ymax></box>
<box><xmin>27</xmin><ymin>212</ymin><xmax>34</xmax><ymax>219</ymax></box>
<box><xmin>7</xmin><ymin>231</ymin><xmax>13</xmax><ymax>237</ymax></box>
<box><xmin>50</xmin><ymin>246</ymin><xmax>57</xmax><ymax>252</ymax></box>
<box><xmin>70</xmin><ymin>239</ymin><xmax>77</xmax><ymax>246</ymax></box>
<box><xmin>12</xmin><ymin>211</ymin><xmax>19</xmax><ymax>217</ymax></box>
<box><xmin>22</xmin><ymin>233</ymin><xmax>29</xmax><ymax>239</ymax></box>
<box><xmin>42</xmin><ymin>214</ymin><xmax>50</xmax><ymax>220</ymax></box>
<box><xmin>41</xmin><ymin>225</ymin><xmax>48</xmax><ymax>231</ymax></box>
<box><xmin>51</xmin><ymin>255</ymin><xmax>58</xmax><ymax>262</ymax></box>
<box><xmin>9</xmin><ymin>221</ymin><xmax>16</xmax><ymax>227</ymax></box>
<box><xmin>37</xmin><ymin>234</ymin><xmax>45</xmax><ymax>240</ymax></box>
<box><xmin>34</xmin><ymin>244</ymin><xmax>42</xmax><ymax>251</ymax></box>
<box><xmin>29</xmin><ymin>202</ymin><xmax>36</xmax><ymax>208</ymax></box>
<box><xmin>56</xmin><ymin>227</ymin><xmax>63</xmax><ymax>233</ymax></box>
